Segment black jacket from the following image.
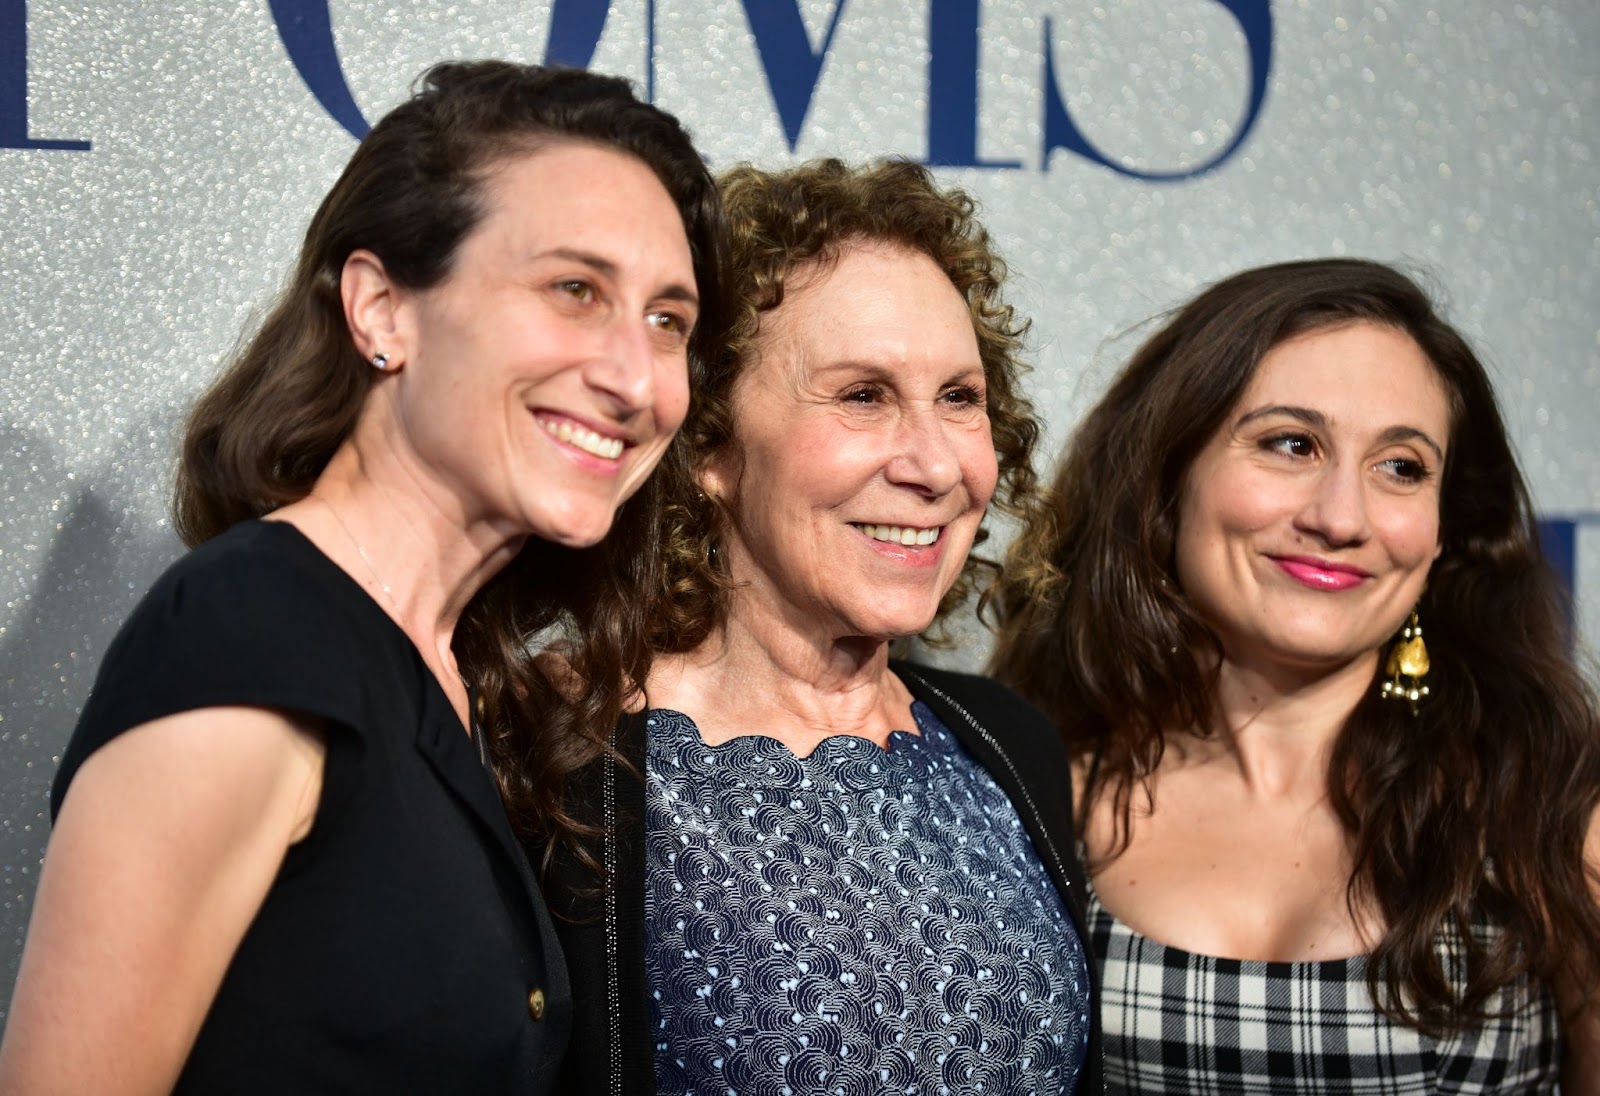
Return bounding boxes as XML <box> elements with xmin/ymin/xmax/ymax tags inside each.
<box><xmin>548</xmin><ymin>661</ymin><xmax>1104</xmax><ymax>1094</ymax></box>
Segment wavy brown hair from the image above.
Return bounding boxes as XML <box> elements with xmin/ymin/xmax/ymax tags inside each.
<box><xmin>172</xmin><ymin>60</ymin><xmax>731</xmax><ymax>873</ymax></box>
<box><xmin>991</xmin><ymin>257</ymin><xmax>1600</xmax><ymax>1033</ymax></box>
<box><xmin>647</xmin><ymin>157</ymin><xmax>1045</xmax><ymax>654</ymax></box>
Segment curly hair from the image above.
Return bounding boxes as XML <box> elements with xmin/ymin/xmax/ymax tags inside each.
<box><xmin>990</xmin><ymin>257</ymin><xmax>1600</xmax><ymax>1034</ymax></box>
<box><xmin>171</xmin><ymin>61</ymin><xmax>731</xmax><ymax>877</ymax></box>
<box><xmin>646</xmin><ymin>157</ymin><xmax>1044</xmax><ymax>654</ymax></box>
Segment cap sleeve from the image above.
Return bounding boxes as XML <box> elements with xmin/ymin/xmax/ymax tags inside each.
<box><xmin>53</xmin><ymin>527</ymin><xmax>371</xmax><ymax>813</ymax></box>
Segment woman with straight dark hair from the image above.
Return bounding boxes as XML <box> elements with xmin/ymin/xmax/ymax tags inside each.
<box><xmin>0</xmin><ymin>60</ymin><xmax>728</xmax><ymax>1094</ymax></box>
<box><xmin>992</xmin><ymin>257</ymin><xmax>1600</xmax><ymax>1092</ymax></box>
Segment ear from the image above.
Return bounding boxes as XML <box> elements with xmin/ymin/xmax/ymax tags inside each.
<box><xmin>696</xmin><ymin>446</ymin><xmax>739</xmax><ymax>503</ymax></box>
<box><xmin>341</xmin><ymin>249</ymin><xmax>405</xmax><ymax>366</ymax></box>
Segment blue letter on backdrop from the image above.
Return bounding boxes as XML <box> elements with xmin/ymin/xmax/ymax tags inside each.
<box><xmin>1538</xmin><ymin>518</ymin><xmax>1578</xmax><ymax>637</ymax></box>
<box><xmin>0</xmin><ymin>0</ymin><xmax>90</xmax><ymax>150</ymax></box>
<box><xmin>272</xmin><ymin>0</ymin><xmax>862</xmax><ymax>153</ymax></box>
<box><xmin>271</xmin><ymin>0</ymin><xmax>615</xmax><ymax>141</ymax></box>
<box><xmin>925</xmin><ymin>0</ymin><xmax>1018</xmax><ymax>168</ymax></box>
<box><xmin>1041</xmin><ymin>0</ymin><xmax>1271</xmax><ymax>180</ymax></box>
<box><xmin>270</xmin><ymin>0</ymin><xmax>371</xmax><ymax>139</ymax></box>
<box><xmin>742</xmin><ymin>0</ymin><xmax>850</xmax><ymax>151</ymax></box>
<box><xmin>545</xmin><ymin>0</ymin><xmax>612</xmax><ymax>70</ymax></box>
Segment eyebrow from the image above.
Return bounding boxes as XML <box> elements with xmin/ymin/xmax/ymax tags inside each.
<box><xmin>535</xmin><ymin>246</ymin><xmax>699</xmax><ymax>307</ymax></box>
<box><xmin>1236</xmin><ymin>403</ymin><xmax>1446</xmax><ymax>462</ymax></box>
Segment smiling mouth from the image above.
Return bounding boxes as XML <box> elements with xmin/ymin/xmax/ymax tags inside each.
<box><xmin>1271</xmin><ymin>555</ymin><xmax>1371</xmax><ymax>591</ymax></box>
<box><xmin>852</xmin><ymin>523</ymin><xmax>942</xmax><ymax>547</ymax></box>
<box><xmin>538</xmin><ymin>416</ymin><xmax>625</xmax><ymax>460</ymax></box>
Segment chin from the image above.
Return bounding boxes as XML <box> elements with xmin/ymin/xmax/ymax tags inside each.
<box><xmin>525</xmin><ymin>509</ymin><xmax>616</xmax><ymax>550</ymax></box>
<box><xmin>547</xmin><ymin>531</ymin><xmax>607</xmax><ymax>550</ymax></box>
<box><xmin>1247</xmin><ymin>643</ymin><xmax>1379</xmax><ymax>679</ymax></box>
<box><xmin>844</xmin><ymin>608</ymin><xmax>941</xmax><ymax>644</ymax></box>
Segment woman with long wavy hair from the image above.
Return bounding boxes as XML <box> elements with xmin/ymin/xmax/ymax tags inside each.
<box><xmin>0</xmin><ymin>61</ymin><xmax>728</xmax><ymax>1094</ymax></box>
<box><xmin>992</xmin><ymin>258</ymin><xmax>1599</xmax><ymax>1092</ymax></box>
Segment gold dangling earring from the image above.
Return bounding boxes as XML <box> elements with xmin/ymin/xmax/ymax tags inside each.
<box><xmin>1380</xmin><ymin>608</ymin><xmax>1431</xmax><ymax>713</ymax></box>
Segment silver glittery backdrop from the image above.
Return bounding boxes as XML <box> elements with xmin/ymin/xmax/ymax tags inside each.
<box><xmin>1</xmin><ymin>0</ymin><xmax>1596</xmax><ymax>1019</ymax></box>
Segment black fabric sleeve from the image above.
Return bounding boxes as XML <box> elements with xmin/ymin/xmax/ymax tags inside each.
<box><xmin>52</xmin><ymin>530</ymin><xmax>369</xmax><ymax>816</ymax></box>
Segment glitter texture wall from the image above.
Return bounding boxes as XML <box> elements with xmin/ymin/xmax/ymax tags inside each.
<box><xmin>2</xmin><ymin>0</ymin><xmax>1597</xmax><ymax>1015</ymax></box>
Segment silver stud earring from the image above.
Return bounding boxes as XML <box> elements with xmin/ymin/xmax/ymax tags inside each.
<box><xmin>371</xmin><ymin>352</ymin><xmax>390</xmax><ymax>371</ymax></box>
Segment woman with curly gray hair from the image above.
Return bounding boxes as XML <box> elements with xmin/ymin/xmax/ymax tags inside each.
<box><xmin>547</xmin><ymin>158</ymin><xmax>1101</xmax><ymax>1095</ymax></box>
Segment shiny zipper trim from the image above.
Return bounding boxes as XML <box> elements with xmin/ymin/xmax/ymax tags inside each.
<box><xmin>899</xmin><ymin>669</ymin><xmax>1072</xmax><ymax>892</ymax></box>
<box><xmin>604</xmin><ymin>747</ymin><xmax>623</xmax><ymax>1095</ymax></box>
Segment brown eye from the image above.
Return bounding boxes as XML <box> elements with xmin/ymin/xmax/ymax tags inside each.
<box><xmin>1263</xmin><ymin>433</ymin><xmax>1316</xmax><ymax>458</ymax></box>
<box><xmin>1379</xmin><ymin>457</ymin><xmax>1430</xmax><ymax>483</ymax></box>
<box><xmin>940</xmin><ymin>385</ymin><xmax>985</xmax><ymax>406</ymax></box>
<box><xmin>648</xmin><ymin>311</ymin><xmax>689</xmax><ymax>336</ymax></box>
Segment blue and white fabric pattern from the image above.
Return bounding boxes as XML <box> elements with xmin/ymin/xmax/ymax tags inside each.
<box><xmin>644</xmin><ymin>701</ymin><xmax>1091</xmax><ymax>1096</ymax></box>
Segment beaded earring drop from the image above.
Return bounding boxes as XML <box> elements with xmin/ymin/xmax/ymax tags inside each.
<box><xmin>1380</xmin><ymin>608</ymin><xmax>1431</xmax><ymax>713</ymax></box>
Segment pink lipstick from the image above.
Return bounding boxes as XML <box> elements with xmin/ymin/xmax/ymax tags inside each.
<box><xmin>1272</xmin><ymin>556</ymin><xmax>1370</xmax><ymax>591</ymax></box>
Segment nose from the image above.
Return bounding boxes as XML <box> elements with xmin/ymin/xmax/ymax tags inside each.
<box><xmin>583</xmin><ymin>318</ymin><xmax>657</xmax><ymax>415</ymax></box>
<box><xmin>1295</xmin><ymin>459</ymin><xmax>1370</xmax><ymax>548</ymax></box>
<box><xmin>884</xmin><ymin>404</ymin><xmax>964</xmax><ymax>498</ymax></box>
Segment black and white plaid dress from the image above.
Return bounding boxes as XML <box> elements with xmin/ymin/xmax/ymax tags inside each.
<box><xmin>1086</xmin><ymin>879</ymin><xmax>1562</xmax><ymax>1093</ymax></box>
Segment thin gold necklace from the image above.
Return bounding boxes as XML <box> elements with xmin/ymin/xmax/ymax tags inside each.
<box><xmin>311</xmin><ymin>493</ymin><xmax>401</xmax><ymax>614</ymax></box>
<box><xmin>310</xmin><ymin>493</ymin><xmax>486</xmax><ymax>752</ymax></box>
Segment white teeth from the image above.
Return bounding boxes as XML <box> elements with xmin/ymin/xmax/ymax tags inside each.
<box><xmin>854</xmin><ymin>523</ymin><xmax>941</xmax><ymax>546</ymax></box>
<box><xmin>541</xmin><ymin>418</ymin><xmax>623</xmax><ymax>459</ymax></box>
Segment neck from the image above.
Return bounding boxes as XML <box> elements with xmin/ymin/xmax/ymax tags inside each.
<box><xmin>290</xmin><ymin>434</ymin><xmax>524</xmax><ymax>674</ymax></box>
<box><xmin>646</xmin><ymin>587</ymin><xmax>914</xmax><ymax>755</ymax></box>
<box><xmin>1189</xmin><ymin>650</ymin><xmax>1379</xmax><ymax>800</ymax></box>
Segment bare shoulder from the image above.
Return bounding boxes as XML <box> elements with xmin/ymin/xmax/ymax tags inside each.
<box><xmin>1071</xmin><ymin>748</ymin><xmax>1126</xmax><ymax>866</ymax></box>
<box><xmin>0</xmin><ymin>707</ymin><xmax>325</xmax><ymax>1093</ymax></box>
<box><xmin>1558</xmin><ymin>670</ymin><xmax>1600</xmax><ymax>1015</ymax></box>
<box><xmin>1562</xmin><ymin>810</ymin><xmax>1600</xmax><ymax>1093</ymax></box>
<box><xmin>60</xmin><ymin>706</ymin><xmax>326</xmax><ymax>839</ymax></box>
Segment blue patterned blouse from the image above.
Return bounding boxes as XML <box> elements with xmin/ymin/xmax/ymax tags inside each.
<box><xmin>644</xmin><ymin>701</ymin><xmax>1091</xmax><ymax>1096</ymax></box>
